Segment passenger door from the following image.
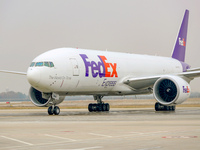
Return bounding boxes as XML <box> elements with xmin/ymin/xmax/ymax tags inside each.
<box><xmin>70</xmin><ymin>58</ymin><xmax>79</xmax><ymax>76</ymax></box>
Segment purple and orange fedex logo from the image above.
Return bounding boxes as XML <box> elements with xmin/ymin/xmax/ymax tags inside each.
<box><xmin>183</xmin><ymin>86</ymin><xmax>190</xmax><ymax>93</ymax></box>
<box><xmin>179</xmin><ymin>37</ymin><xmax>186</xmax><ymax>46</ymax></box>
<box><xmin>80</xmin><ymin>54</ymin><xmax>118</xmax><ymax>78</ymax></box>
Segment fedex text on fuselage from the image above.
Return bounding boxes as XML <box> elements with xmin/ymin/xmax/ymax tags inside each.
<box><xmin>80</xmin><ymin>54</ymin><xmax>118</xmax><ymax>78</ymax></box>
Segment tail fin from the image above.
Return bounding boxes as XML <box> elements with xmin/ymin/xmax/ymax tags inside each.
<box><xmin>172</xmin><ymin>9</ymin><xmax>189</xmax><ymax>62</ymax></box>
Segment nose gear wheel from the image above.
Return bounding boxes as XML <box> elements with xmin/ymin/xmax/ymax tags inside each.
<box><xmin>48</xmin><ymin>105</ymin><xmax>60</xmax><ymax>115</ymax></box>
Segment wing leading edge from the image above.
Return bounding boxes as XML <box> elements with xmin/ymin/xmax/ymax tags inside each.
<box><xmin>123</xmin><ymin>70</ymin><xmax>200</xmax><ymax>90</ymax></box>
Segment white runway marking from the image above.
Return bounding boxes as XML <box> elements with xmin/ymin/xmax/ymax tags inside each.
<box><xmin>56</xmin><ymin>146</ymin><xmax>102</xmax><ymax>150</ymax></box>
<box><xmin>131</xmin><ymin>132</ymin><xmax>145</xmax><ymax>135</ymax></box>
<box><xmin>1</xmin><ymin>135</ymin><xmax>33</xmax><ymax>146</ymax></box>
<box><xmin>115</xmin><ymin>131</ymin><xmax>169</xmax><ymax>138</ymax></box>
<box><xmin>136</xmin><ymin>146</ymin><xmax>161</xmax><ymax>150</ymax></box>
<box><xmin>45</xmin><ymin>134</ymin><xmax>76</xmax><ymax>141</ymax></box>
<box><xmin>89</xmin><ymin>133</ymin><xmax>112</xmax><ymax>138</ymax></box>
<box><xmin>131</xmin><ymin>131</ymin><xmax>168</xmax><ymax>135</ymax></box>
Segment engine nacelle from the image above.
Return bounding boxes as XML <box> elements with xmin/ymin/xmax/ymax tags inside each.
<box><xmin>153</xmin><ymin>75</ymin><xmax>190</xmax><ymax>105</ymax></box>
<box><xmin>29</xmin><ymin>87</ymin><xmax>65</xmax><ymax>107</ymax></box>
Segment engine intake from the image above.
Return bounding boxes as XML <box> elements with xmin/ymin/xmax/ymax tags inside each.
<box><xmin>153</xmin><ymin>75</ymin><xmax>190</xmax><ymax>105</ymax></box>
<box><xmin>29</xmin><ymin>87</ymin><xmax>51</xmax><ymax>107</ymax></box>
<box><xmin>29</xmin><ymin>87</ymin><xmax>65</xmax><ymax>107</ymax></box>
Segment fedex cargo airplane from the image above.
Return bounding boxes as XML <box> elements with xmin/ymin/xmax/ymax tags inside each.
<box><xmin>1</xmin><ymin>10</ymin><xmax>200</xmax><ymax>115</ymax></box>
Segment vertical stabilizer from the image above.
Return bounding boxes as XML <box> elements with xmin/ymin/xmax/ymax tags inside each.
<box><xmin>172</xmin><ymin>10</ymin><xmax>189</xmax><ymax>62</ymax></box>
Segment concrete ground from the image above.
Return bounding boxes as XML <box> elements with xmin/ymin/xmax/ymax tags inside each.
<box><xmin>0</xmin><ymin>106</ymin><xmax>200</xmax><ymax>150</ymax></box>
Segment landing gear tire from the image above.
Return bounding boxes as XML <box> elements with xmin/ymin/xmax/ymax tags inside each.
<box><xmin>92</xmin><ymin>104</ymin><xmax>97</xmax><ymax>112</ymax></box>
<box><xmin>105</xmin><ymin>103</ymin><xmax>110</xmax><ymax>111</ymax></box>
<box><xmin>97</xmin><ymin>104</ymin><xmax>102</xmax><ymax>111</ymax></box>
<box><xmin>88</xmin><ymin>104</ymin><xmax>93</xmax><ymax>112</ymax></box>
<box><xmin>155</xmin><ymin>102</ymin><xmax>176</xmax><ymax>111</ymax></box>
<box><xmin>165</xmin><ymin>106</ymin><xmax>169</xmax><ymax>111</ymax></box>
<box><xmin>48</xmin><ymin>106</ymin><xmax>54</xmax><ymax>115</ymax></box>
<box><xmin>89</xmin><ymin>95</ymin><xmax>110</xmax><ymax>112</ymax></box>
<box><xmin>53</xmin><ymin>106</ymin><xmax>60</xmax><ymax>115</ymax></box>
<box><xmin>155</xmin><ymin>102</ymin><xmax>160</xmax><ymax>111</ymax></box>
<box><xmin>48</xmin><ymin>106</ymin><xmax>60</xmax><ymax>115</ymax></box>
<box><xmin>102</xmin><ymin>103</ymin><xmax>107</xmax><ymax>111</ymax></box>
<box><xmin>171</xmin><ymin>106</ymin><xmax>176</xmax><ymax>111</ymax></box>
<box><xmin>88</xmin><ymin>103</ymin><xmax>110</xmax><ymax>112</ymax></box>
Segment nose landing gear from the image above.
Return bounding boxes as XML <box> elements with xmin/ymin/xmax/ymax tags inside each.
<box><xmin>48</xmin><ymin>106</ymin><xmax>60</xmax><ymax>115</ymax></box>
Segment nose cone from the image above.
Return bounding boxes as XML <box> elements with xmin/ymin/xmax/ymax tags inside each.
<box><xmin>27</xmin><ymin>68</ymin><xmax>41</xmax><ymax>86</ymax></box>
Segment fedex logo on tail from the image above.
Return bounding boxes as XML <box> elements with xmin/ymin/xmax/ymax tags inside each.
<box><xmin>179</xmin><ymin>37</ymin><xmax>186</xmax><ymax>46</ymax></box>
<box><xmin>80</xmin><ymin>54</ymin><xmax>118</xmax><ymax>78</ymax></box>
<box><xmin>183</xmin><ymin>86</ymin><xmax>190</xmax><ymax>93</ymax></box>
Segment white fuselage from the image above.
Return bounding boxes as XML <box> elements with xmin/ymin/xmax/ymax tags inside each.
<box><xmin>27</xmin><ymin>48</ymin><xmax>183</xmax><ymax>96</ymax></box>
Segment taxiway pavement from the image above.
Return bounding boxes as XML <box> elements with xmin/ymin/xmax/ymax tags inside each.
<box><xmin>0</xmin><ymin>107</ymin><xmax>200</xmax><ymax>150</ymax></box>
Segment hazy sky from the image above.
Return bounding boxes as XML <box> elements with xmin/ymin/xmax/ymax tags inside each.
<box><xmin>0</xmin><ymin>0</ymin><xmax>200</xmax><ymax>94</ymax></box>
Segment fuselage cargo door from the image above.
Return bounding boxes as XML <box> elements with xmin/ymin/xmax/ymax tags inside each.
<box><xmin>70</xmin><ymin>58</ymin><xmax>79</xmax><ymax>76</ymax></box>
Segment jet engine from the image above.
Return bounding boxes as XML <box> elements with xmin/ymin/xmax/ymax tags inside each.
<box><xmin>29</xmin><ymin>87</ymin><xmax>64</xmax><ymax>107</ymax></box>
<box><xmin>153</xmin><ymin>75</ymin><xmax>190</xmax><ymax>106</ymax></box>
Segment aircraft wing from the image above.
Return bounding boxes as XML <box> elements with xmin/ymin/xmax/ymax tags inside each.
<box><xmin>123</xmin><ymin>76</ymin><xmax>160</xmax><ymax>89</ymax></box>
<box><xmin>186</xmin><ymin>67</ymin><xmax>200</xmax><ymax>72</ymax></box>
<box><xmin>0</xmin><ymin>70</ymin><xmax>27</xmax><ymax>75</ymax></box>
<box><xmin>178</xmin><ymin>70</ymin><xmax>200</xmax><ymax>79</ymax></box>
<box><xmin>123</xmin><ymin>70</ymin><xmax>200</xmax><ymax>90</ymax></box>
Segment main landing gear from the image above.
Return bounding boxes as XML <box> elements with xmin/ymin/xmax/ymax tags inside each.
<box><xmin>88</xmin><ymin>95</ymin><xmax>110</xmax><ymax>112</ymax></box>
<box><xmin>48</xmin><ymin>105</ymin><xmax>60</xmax><ymax>115</ymax></box>
<box><xmin>155</xmin><ymin>102</ymin><xmax>176</xmax><ymax>111</ymax></box>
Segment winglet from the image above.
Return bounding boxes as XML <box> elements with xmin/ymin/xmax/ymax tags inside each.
<box><xmin>172</xmin><ymin>9</ymin><xmax>189</xmax><ymax>62</ymax></box>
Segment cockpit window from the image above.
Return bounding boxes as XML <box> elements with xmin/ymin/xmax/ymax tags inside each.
<box><xmin>35</xmin><ymin>62</ymin><xmax>44</xmax><ymax>67</ymax></box>
<box><xmin>49</xmin><ymin>62</ymin><xmax>54</xmax><ymax>67</ymax></box>
<box><xmin>30</xmin><ymin>61</ymin><xmax>54</xmax><ymax>68</ymax></box>
<box><xmin>30</xmin><ymin>62</ymin><xmax>35</xmax><ymax>67</ymax></box>
<box><xmin>44</xmin><ymin>62</ymin><xmax>50</xmax><ymax>67</ymax></box>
